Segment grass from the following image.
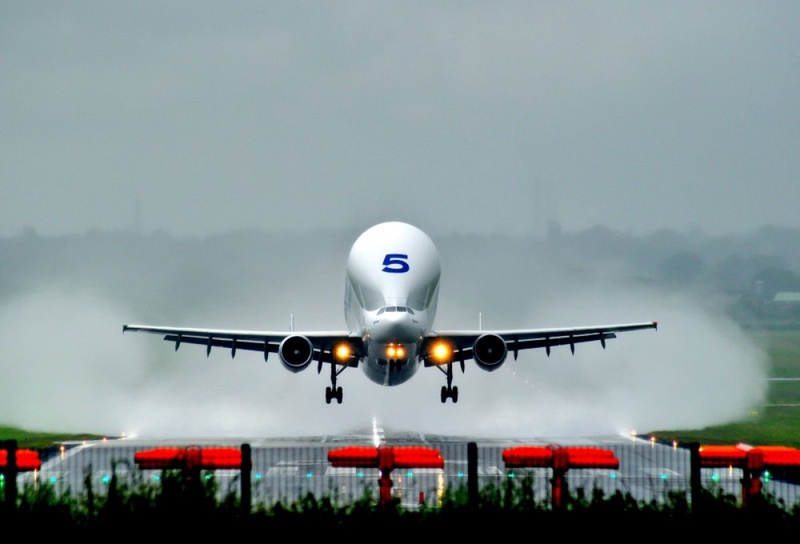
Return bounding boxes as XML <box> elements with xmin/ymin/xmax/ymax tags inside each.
<box><xmin>0</xmin><ymin>428</ymin><xmax>106</xmax><ymax>451</ymax></box>
<box><xmin>2</xmin><ymin>326</ymin><xmax>800</xmax><ymax>450</ymax></box>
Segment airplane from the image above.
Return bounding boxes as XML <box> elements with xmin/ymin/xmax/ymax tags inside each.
<box><xmin>123</xmin><ymin>221</ymin><xmax>657</xmax><ymax>404</ymax></box>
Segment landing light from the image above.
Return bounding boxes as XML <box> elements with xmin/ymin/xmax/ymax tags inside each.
<box><xmin>386</xmin><ymin>344</ymin><xmax>406</xmax><ymax>359</ymax></box>
<box><xmin>334</xmin><ymin>343</ymin><xmax>352</xmax><ymax>361</ymax></box>
<box><xmin>430</xmin><ymin>341</ymin><xmax>452</xmax><ymax>364</ymax></box>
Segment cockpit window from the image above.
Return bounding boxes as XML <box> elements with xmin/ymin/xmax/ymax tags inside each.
<box><xmin>377</xmin><ymin>306</ymin><xmax>414</xmax><ymax>315</ymax></box>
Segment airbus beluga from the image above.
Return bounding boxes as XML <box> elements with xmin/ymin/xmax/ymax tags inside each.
<box><xmin>123</xmin><ymin>221</ymin><xmax>657</xmax><ymax>404</ymax></box>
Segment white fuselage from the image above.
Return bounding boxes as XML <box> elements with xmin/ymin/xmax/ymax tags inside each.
<box><xmin>343</xmin><ymin>222</ymin><xmax>441</xmax><ymax>386</ymax></box>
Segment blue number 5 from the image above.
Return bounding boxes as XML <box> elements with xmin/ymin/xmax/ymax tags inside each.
<box><xmin>382</xmin><ymin>254</ymin><xmax>409</xmax><ymax>273</ymax></box>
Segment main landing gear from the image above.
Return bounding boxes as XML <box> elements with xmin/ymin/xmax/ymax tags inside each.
<box><xmin>326</xmin><ymin>385</ymin><xmax>343</xmax><ymax>404</ymax></box>
<box><xmin>441</xmin><ymin>385</ymin><xmax>458</xmax><ymax>403</ymax></box>
<box><xmin>325</xmin><ymin>357</ymin><xmax>345</xmax><ymax>404</ymax></box>
<box><xmin>439</xmin><ymin>362</ymin><xmax>459</xmax><ymax>403</ymax></box>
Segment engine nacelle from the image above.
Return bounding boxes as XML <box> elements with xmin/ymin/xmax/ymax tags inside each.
<box><xmin>472</xmin><ymin>333</ymin><xmax>507</xmax><ymax>371</ymax></box>
<box><xmin>279</xmin><ymin>335</ymin><xmax>314</xmax><ymax>372</ymax></box>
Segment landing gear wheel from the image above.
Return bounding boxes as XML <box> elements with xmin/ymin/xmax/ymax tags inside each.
<box><xmin>441</xmin><ymin>386</ymin><xmax>459</xmax><ymax>403</ymax></box>
<box><xmin>326</xmin><ymin>386</ymin><xmax>343</xmax><ymax>404</ymax></box>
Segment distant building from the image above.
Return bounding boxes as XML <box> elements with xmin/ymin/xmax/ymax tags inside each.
<box><xmin>774</xmin><ymin>292</ymin><xmax>800</xmax><ymax>303</ymax></box>
<box><xmin>768</xmin><ymin>291</ymin><xmax>800</xmax><ymax>317</ymax></box>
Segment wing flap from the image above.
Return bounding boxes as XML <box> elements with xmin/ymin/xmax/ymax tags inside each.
<box><xmin>124</xmin><ymin>324</ymin><xmax>363</xmax><ymax>366</ymax></box>
<box><xmin>424</xmin><ymin>320</ymin><xmax>656</xmax><ymax>366</ymax></box>
<box><xmin>163</xmin><ymin>334</ymin><xmax>278</xmax><ymax>356</ymax></box>
<box><xmin>512</xmin><ymin>331</ymin><xmax>617</xmax><ymax>352</ymax></box>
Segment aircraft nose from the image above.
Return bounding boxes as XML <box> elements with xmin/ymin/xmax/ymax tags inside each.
<box><xmin>371</xmin><ymin>312</ymin><xmax>418</xmax><ymax>343</ymax></box>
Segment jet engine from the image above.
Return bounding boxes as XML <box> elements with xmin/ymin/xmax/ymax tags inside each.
<box><xmin>279</xmin><ymin>335</ymin><xmax>314</xmax><ymax>372</ymax></box>
<box><xmin>472</xmin><ymin>333</ymin><xmax>507</xmax><ymax>371</ymax></box>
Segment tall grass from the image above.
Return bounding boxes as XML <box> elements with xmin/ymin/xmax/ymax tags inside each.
<box><xmin>3</xmin><ymin>465</ymin><xmax>800</xmax><ymax>533</ymax></box>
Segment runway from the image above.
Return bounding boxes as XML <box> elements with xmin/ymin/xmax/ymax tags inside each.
<box><xmin>20</xmin><ymin>424</ymin><xmax>800</xmax><ymax>511</ymax></box>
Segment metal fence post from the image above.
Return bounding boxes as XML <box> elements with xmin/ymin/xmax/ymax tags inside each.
<box><xmin>240</xmin><ymin>443</ymin><xmax>251</xmax><ymax>516</ymax></box>
<box><xmin>1</xmin><ymin>440</ymin><xmax>18</xmax><ymax>511</ymax></box>
<box><xmin>467</xmin><ymin>442</ymin><xmax>478</xmax><ymax>509</ymax></box>
<box><xmin>688</xmin><ymin>442</ymin><xmax>701</xmax><ymax>513</ymax></box>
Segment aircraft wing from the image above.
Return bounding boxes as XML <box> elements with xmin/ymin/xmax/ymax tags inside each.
<box><xmin>422</xmin><ymin>321</ymin><xmax>658</xmax><ymax>365</ymax></box>
<box><xmin>121</xmin><ymin>324</ymin><xmax>364</xmax><ymax>366</ymax></box>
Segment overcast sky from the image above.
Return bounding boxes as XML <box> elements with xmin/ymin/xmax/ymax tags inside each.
<box><xmin>2</xmin><ymin>1</ymin><xmax>799</xmax><ymax>239</ymax></box>
<box><xmin>2</xmin><ymin>2</ymin><xmax>786</xmax><ymax>440</ymax></box>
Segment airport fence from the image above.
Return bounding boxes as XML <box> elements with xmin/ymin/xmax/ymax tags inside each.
<box><xmin>3</xmin><ymin>438</ymin><xmax>800</xmax><ymax>518</ymax></box>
